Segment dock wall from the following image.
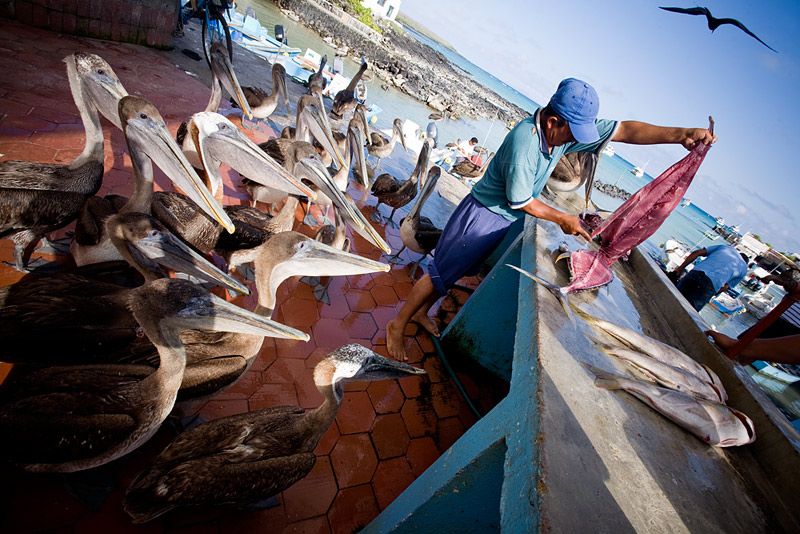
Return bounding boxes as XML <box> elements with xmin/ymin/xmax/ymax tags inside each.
<box><xmin>1</xmin><ymin>0</ymin><xmax>177</xmax><ymax>49</ymax></box>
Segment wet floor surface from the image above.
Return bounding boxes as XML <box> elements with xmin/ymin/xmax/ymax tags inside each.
<box><xmin>0</xmin><ymin>19</ymin><xmax>496</xmax><ymax>533</ymax></box>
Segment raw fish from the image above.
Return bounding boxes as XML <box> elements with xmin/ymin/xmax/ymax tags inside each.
<box><xmin>585</xmin><ymin>364</ymin><xmax>754</xmax><ymax>447</ymax></box>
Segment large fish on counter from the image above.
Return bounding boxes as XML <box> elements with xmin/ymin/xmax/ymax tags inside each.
<box><xmin>574</xmin><ymin>306</ymin><xmax>727</xmax><ymax>402</ymax></box>
<box><xmin>584</xmin><ymin>364</ymin><xmax>755</xmax><ymax>447</ymax></box>
<box><xmin>591</xmin><ymin>337</ymin><xmax>724</xmax><ymax>402</ymax></box>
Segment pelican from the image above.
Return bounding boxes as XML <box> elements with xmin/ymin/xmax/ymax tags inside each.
<box><xmin>0</xmin><ymin>212</ymin><xmax>250</xmax><ymax>366</ymax></box>
<box><xmin>71</xmin><ymin>96</ymin><xmax>236</xmax><ymax>266</ymax></box>
<box><xmin>0</xmin><ymin>53</ymin><xmax>127</xmax><ymax>270</ymax></box>
<box><xmin>330</xmin><ymin>59</ymin><xmax>368</xmax><ymax>120</ymax></box>
<box><xmin>367</xmin><ymin>118</ymin><xmax>407</xmax><ymax>167</ymax></box>
<box><xmin>0</xmin><ymin>278</ymin><xmax>306</xmax><ymax>473</ymax></box>
<box><xmin>307</xmin><ymin>54</ymin><xmax>327</xmax><ymax>95</ymax></box>
<box><xmin>370</xmin><ymin>137</ymin><xmax>433</xmax><ymax>225</ymax></box>
<box><xmin>123</xmin><ymin>344</ymin><xmax>424</xmax><ymax>523</ymax></box>
<box><xmin>451</xmin><ymin>151</ymin><xmax>495</xmax><ymax>179</ymax></box>
<box><xmin>152</xmin><ymin>111</ymin><xmax>314</xmax><ymax>255</ymax></box>
<box><xmin>393</xmin><ymin>166</ymin><xmax>443</xmax><ymax>276</ymax></box>
<box><xmin>234</xmin><ymin>62</ymin><xmax>290</xmax><ymax>130</ymax></box>
<box><xmin>176</xmin><ymin>41</ymin><xmax>253</xmax><ymax>178</ymax></box>
<box><xmin>175</xmin><ymin>231</ymin><xmax>390</xmax><ymax>399</ymax></box>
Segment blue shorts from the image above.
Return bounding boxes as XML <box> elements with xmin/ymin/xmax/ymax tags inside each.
<box><xmin>429</xmin><ymin>194</ymin><xmax>514</xmax><ymax>296</ymax></box>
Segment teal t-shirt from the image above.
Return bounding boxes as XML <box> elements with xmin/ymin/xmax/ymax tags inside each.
<box><xmin>471</xmin><ymin>110</ymin><xmax>617</xmax><ymax>221</ymax></box>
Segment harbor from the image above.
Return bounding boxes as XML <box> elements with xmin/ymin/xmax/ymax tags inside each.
<box><xmin>0</xmin><ymin>0</ymin><xmax>798</xmax><ymax>532</ymax></box>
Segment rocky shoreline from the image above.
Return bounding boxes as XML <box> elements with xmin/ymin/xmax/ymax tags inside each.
<box><xmin>277</xmin><ymin>0</ymin><xmax>529</xmax><ymax>125</ymax></box>
<box><xmin>593</xmin><ymin>180</ymin><xmax>631</xmax><ymax>200</ymax></box>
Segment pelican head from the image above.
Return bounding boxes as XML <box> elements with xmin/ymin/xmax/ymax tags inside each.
<box><xmin>295</xmin><ymin>157</ymin><xmax>391</xmax><ymax>253</ymax></box>
<box><xmin>191</xmin><ymin>111</ymin><xmax>314</xmax><ymax>199</ymax></box>
<box><xmin>392</xmin><ymin>118</ymin><xmax>407</xmax><ymax>151</ymax></box>
<box><xmin>253</xmin><ymin>231</ymin><xmax>389</xmax><ymax>313</ymax></box>
<box><xmin>210</xmin><ymin>41</ymin><xmax>252</xmax><ymax>119</ymax></box>
<box><xmin>316</xmin><ymin>344</ymin><xmax>425</xmax><ymax>403</ymax></box>
<box><xmin>69</xmin><ymin>52</ymin><xmax>129</xmax><ymax>129</ymax></box>
<box><xmin>129</xmin><ymin>278</ymin><xmax>308</xmax><ymax>342</ymax></box>
<box><xmin>119</xmin><ymin>96</ymin><xmax>235</xmax><ymax>233</ymax></box>
<box><xmin>107</xmin><ymin>212</ymin><xmax>249</xmax><ymax>295</ymax></box>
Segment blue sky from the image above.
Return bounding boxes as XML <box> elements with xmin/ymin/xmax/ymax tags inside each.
<box><xmin>401</xmin><ymin>0</ymin><xmax>800</xmax><ymax>253</ymax></box>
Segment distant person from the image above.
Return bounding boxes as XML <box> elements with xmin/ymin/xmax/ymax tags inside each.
<box><xmin>741</xmin><ymin>268</ymin><xmax>800</xmax><ymax>338</ymax></box>
<box><xmin>669</xmin><ymin>244</ymin><xmax>748</xmax><ymax>311</ymax></box>
<box><xmin>385</xmin><ymin>77</ymin><xmax>716</xmax><ymax>360</ymax></box>
<box><xmin>455</xmin><ymin>136</ymin><xmax>478</xmax><ymax>162</ymax></box>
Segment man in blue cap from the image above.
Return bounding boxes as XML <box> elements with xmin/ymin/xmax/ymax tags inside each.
<box><xmin>387</xmin><ymin>78</ymin><xmax>716</xmax><ymax>360</ymax></box>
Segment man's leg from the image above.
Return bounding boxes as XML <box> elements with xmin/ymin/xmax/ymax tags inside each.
<box><xmin>387</xmin><ymin>275</ymin><xmax>437</xmax><ymax>360</ymax></box>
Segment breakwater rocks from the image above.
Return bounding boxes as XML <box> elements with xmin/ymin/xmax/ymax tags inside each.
<box><xmin>593</xmin><ymin>180</ymin><xmax>631</xmax><ymax>200</ymax></box>
<box><xmin>278</xmin><ymin>0</ymin><xmax>528</xmax><ymax>124</ymax></box>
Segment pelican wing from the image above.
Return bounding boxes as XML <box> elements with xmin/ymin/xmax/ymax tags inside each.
<box><xmin>0</xmin><ymin>159</ymin><xmax>102</xmax><ymax>194</ymax></box>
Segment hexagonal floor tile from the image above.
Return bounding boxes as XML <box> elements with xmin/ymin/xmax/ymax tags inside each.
<box><xmin>282</xmin><ymin>456</ymin><xmax>338</xmax><ymax>522</ymax></box>
<box><xmin>406</xmin><ymin>437</ymin><xmax>441</xmax><ymax>477</ymax></box>
<box><xmin>400</xmin><ymin>398</ymin><xmax>438</xmax><ymax>439</ymax></box>
<box><xmin>370</xmin><ymin>413</ymin><xmax>410</xmax><ymax>460</ymax></box>
<box><xmin>372</xmin><ymin>457</ymin><xmax>416</xmax><ymax>510</ymax></box>
<box><xmin>326</xmin><ymin>484</ymin><xmax>379</xmax><ymax>534</ymax></box>
<box><xmin>345</xmin><ymin>289</ymin><xmax>377</xmax><ymax>312</ymax></box>
<box><xmin>336</xmin><ymin>391</ymin><xmax>376</xmax><ymax>435</ymax></box>
<box><xmin>330</xmin><ymin>434</ymin><xmax>378</xmax><ymax>488</ymax></box>
<box><xmin>342</xmin><ymin>311</ymin><xmax>378</xmax><ymax>340</ymax></box>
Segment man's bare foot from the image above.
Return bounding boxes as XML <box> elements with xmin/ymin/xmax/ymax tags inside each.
<box><xmin>411</xmin><ymin>311</ymin><xmax>440</xmax><ymax>337</ymax></box>
<box><xmin>386</xmin><ymin>319</ymin><xmax>408</xmax><ymax>361</ymax></box>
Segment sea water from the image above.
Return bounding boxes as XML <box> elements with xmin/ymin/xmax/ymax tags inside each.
<box><xmin>236</xmin><ymin>0</ymin><xmax>753</xmax><ymax>335</ymax></box>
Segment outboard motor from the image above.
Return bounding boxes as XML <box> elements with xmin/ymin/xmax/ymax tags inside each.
<box><xmin>274</xmin><ymin>24</ymin><xmax>286</xmax><ymax>44</ymax></box>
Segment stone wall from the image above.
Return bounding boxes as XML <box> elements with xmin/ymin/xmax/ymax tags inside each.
<box><xmin>4</xmin><ymin>0</ymin><xmax>178</xmax><ymax>49</ymax></box>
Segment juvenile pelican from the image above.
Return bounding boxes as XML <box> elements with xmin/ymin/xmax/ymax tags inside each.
<box><xmin>371</xmin><ymin>137</ymin><xmax>433</xmax><ymax>225</ymax></box>
<box><xmin>124</xmin><ymin>344</ymin><xmax>424</xmax><ymax>522</ymax></box>
<box><xmin>394</xmin><ymin>166</ymin><xmax>443</xmax><ymax>277</ymax></box>
<box><xmin>0</xmin><ymin>278</ymin><xmax>306</xmax><ymax>473</ymax></box>
<box><xmin>0</xmin><ymin>53</ymin><xmax>127</xmax><ymax>270</ymax></box>
<box><xmin>367</xmin><ymin>117</ymin><xmax>407</xmax><ymax>168</ymax></box>
<box><xmin>330</xmin><ymin>59</ymin><xmax>368</xmax><ymax>119</ymax></box>
<box><xmin>233</xmin><ymin>62</ymin><xmax>290</xmax><ymax>129</ymax></box>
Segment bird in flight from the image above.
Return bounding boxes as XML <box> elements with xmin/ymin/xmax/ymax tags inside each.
<box><xmin>659</xmin><ymin>6</ymin><xmax>777</xmax><ymax>52</ymax></box>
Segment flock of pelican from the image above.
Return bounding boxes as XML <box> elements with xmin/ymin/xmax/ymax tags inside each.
<box><xmin>0</xmin><ymin>43</ymin><xmax>444</xmax><ymax>522</ymax></box>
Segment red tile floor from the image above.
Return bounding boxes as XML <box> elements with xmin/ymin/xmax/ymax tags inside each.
<box><xmin>0</xmin><ymin>19</ymin><xmax>495</xmax><ymax>533</ymax></box>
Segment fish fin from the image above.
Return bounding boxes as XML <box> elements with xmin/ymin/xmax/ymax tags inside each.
<box><xmin>581</xmin><ymin>362</ymin><xmax>625</xmax><ymax>390</ymax></box>
<box><xmin>702</xmin><ymin>364</ymin><xmax>728</xmax><ymax>403</ymax></box>
<box><xmin>505</xmin><ymin>264</ymin><xmax>574</xmax><ymax>323</ymax></box>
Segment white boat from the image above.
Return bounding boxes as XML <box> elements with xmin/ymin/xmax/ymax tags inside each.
<box><xmin>710</xmin><ymin>292</ymin><xmax>745</xmax><ymax>316</ymax></box>
<box><xmin>661</xmin><ymin>238</ymin><xmax>692</xmax><ymax>272</ymax></box>
<box><xmin>601</xmin><ymin>144</ymin><xmax>615</xmax><ymax>157</ymax></box>
<box><xmin>630</xmin><ymin>160</ymin><xmax>648</xmax><ymax>177</ymax></box>
<box><xmin>681</xmin><ymin>198</ymin><xmax>691</xmax><ymax>207</ymax></box>
<box><xmin>715</xmin><ymin>216</ymin><xmax>726</xmax><ymax>226</ymax></box>
<box><xmin>225</xmin><ymin>9</ymin><xmax>302</xmax><ymax>57</ymax></box>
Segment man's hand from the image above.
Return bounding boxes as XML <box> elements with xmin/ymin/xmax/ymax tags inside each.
<box><xmin>680</xmin><ymin>128</ymin><xmax>717</xmax><ymax>150</ymax></box>
<box><xmin>558</xmin><ymin>214</ymin><xmax>592</xmax><ymax>241</ymax></box>
<box><xmin>705</xmin><ymin>330</ymin><xmax>737</xmax><ymax>352</ymax></box>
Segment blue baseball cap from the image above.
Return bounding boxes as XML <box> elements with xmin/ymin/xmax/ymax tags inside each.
<box><xmin>548</xmin><ymin>78</ymin><xmax>600</xmax><ymax>143</ymax></box>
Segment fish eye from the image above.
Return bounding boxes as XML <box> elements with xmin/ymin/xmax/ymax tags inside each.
<box><xmin>139</xmin><ymin>113</ymin><xmax>147</xmax><ymax>120</ymax></box>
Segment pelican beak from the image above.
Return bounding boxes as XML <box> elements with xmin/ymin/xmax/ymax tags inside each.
<box><xmin>131</xmin><ymin>228</ymin><xmax>249</xmax><ymax>295</ymax></box>
<box><xmin>179</xmin><ymin>292</ymin><xmax>309</xmax><ymax>340</ymax></box>
<box><xmin>285</xmin><ymin>237</ymin><xmax>390</xmax><ymax>277</ymax></box>
<box><xmin>125</xmin><ymin>115</ymin><xmax>236</xmax><ymax>234</ymax></box>
<box><xmin>349</xmin><ymin>125</ymin><xmax>369</xmax><ymax>187</ymax></box>
<box><xmin>295</xmin><ymin>157</ymin><xmax>391</xmax><ymax>253</ymax></box>
<box><xmin>356</xmin><ymin>106</ymin><xmax>372</xmax><ymax>146</ymax></box>
<box><xmin>193</xmin><ymin>112</ymin><xmax>314</xmax><ymax>198</ymax></box>
<box><xmin>302</xmin><ymin>104</ymin><xmax>346</xmax><ymax>169</ymax></box>
<box><xmin>212</xmin><ymin>48</ymin><xmax>252</xmax><ymax>119</ymax></box>
<box><xmin>279</xmin><ymin>74</ymin><xmax>290</xmax><ymax>117</ymax></box>
<box><xmin>356</xmin><ymin>352</ymin><xmax>426</xmax><ymax>380</ymax></box>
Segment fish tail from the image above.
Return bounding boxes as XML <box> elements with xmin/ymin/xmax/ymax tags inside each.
<box><xmin>581</xmin><ymin>362</ymin><xmax>625</xmax><ymax>390</ymax></box>
<box><xmin>505</xmin><ymin>264</ymin><xmax>574</xmax><ymax>323</ymax></box>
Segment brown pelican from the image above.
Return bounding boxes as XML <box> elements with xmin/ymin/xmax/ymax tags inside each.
<box><xmin>123</xmin><ymin>344</ymin><xmax>424</xmax><ymax>522</ymax></box>
<box><xmin>71</xmin><ymin>97</ymin><xmax>236</xmax><ymax>267</ymax></box>
<box><xmin>451</xmin><ymin>151</ymin><xmax>495</xmax><ymax>179</ymax></box>
<box><xmin>367</xmin><ymin>118</ymin><xmax>407</xmax><ymax>167</ymax></box>
<box><xmin>175</xmin><ymin>231</ymin><xmax>389</xmax><ymax>399</ymax></box>
<box><xmin>0</xmin><ymin>278</ymin><xmax>306</xmax><ymax>473</ymax></box>
<box><xmin>370</xmin><ymin>137</ymin><xmax>433</xmax><ymax>225</ymax></box>
<box><xmin>234</xmin><ymin>63</ymin><xmax>290</xmax><ymax>129</ymax></box>
<box><xmin>307</xmin><ymin>54</ymin><xmax>327</xmax><ymax>95</ymax></box>
<box><xmin>393</xmin><ymin>166</ymin><xmax>442</xmax><ymax>276</ymax></box>
<box><xmin>0</xmin><ymin>212</ymin><xmax>250</xmax><ymax>365</ymax></box>
<box><xmin>152</xmin><ymin>111</ymin><xmax>314</xmax><ymax>255</ymax></box>
<box><xmin>0</xmin><ymin>53</ymin><xmax>127</xmax><ymax>270</ymax></box>
<box><xmin>330</xmin><ymin>59</ymin><xmax>368</xmax><ymax>120</ymax></box>
<box><xmin>177</xmin><ymin>41</ymin><xmax>253</xmax><ymax>179</ymax></box>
